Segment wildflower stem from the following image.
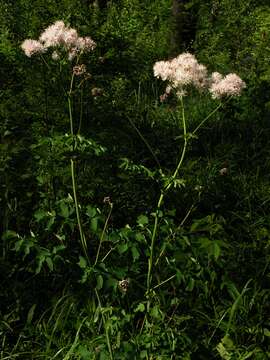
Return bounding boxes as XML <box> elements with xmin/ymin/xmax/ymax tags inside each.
<box><xmin>171</xmin><ymin>96</ymin><xmax>187</xmax><ymax>183</ymax></box>
<box><xmin>94</xmin><ymin>203</ymin><xmax>113</xmax><ymax>266</ymax></box>
<box><xmin>68</xmin><ymin>65</ymin><xmax>88</xmax><ymax>262</ymax></box>
<box><xmin>70</xmin><ymin>159</ymin><xmax>89</xmax><ymax>261</ymax></box>
<box><xmin>152</xmin><ymin>274</ymin><xmax>176</xmax><ymax>290</ymax></box>
<box><xmin>192</xmin><ymin>96</ymin><xmax>232</xmax><ymax>135</ymax></box>
<box><xmin>78</xmin><ymin>89</ymin><xmax>84</xmax><ymax>134</ymax></box>
<box><xmin>68</xmin><ymin>72</ymin><xmax>75</xmax><ymax>135</ymax></box>
<box><xmin>95</xmin><ymin>289</ymin><xmax>114</xmax><ymax>360</ymax></box>
<box><xmin>146</xmin><ymin>96</ymin><xmax>187</xmax><ymax>312</ymax></box>
<box><xmin>127</xmin><ymin>115</ymin><xmax>161</xmax><ymax>169</ymax></box>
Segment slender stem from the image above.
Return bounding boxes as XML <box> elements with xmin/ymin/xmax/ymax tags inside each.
<box><xmin>153</xmin><ymin>274</ymin><xmax>176</xmax><ymax>290</ymax></box>
<box><xmin>67</xmin><ymin>60</ymin><xmax>88</xmax><ymax>262</ymax></box>
<box><xmin>95</xmin><ymin>289</ymin><xmax>114</xmax><ymax>360</ymax></box>
<box><xmin>94</xmin><ymin>203</ymin><xmax>113</xmax><ymax>266</ymax></box>
<box><xmin>145</xmin><ymin>95</ymin><xmax>232</xmax><ymax>314</ymax></box>
<box><xmin>68</xmin><ymin>97</ymin><xmax>74</xmax><ymax>135</ymax></box>
<box><xmin>70</xmin><ymin>159</ymin><xmax>89</xmax><ymax>261</ymax></box>
<box><xmin>127</xmin><ymin>115</ymin><xmax>161</xmax><ymax>169</ymax></box>
<box><xmin>68</xmin><ymin>72</ymin><xmax>75</xmax><ymax>136</ymax></box>
<box><xmin>146</xmin><ymin>96</ymin><xmax>187</xmax><ymax>311</ymax></box>
<box><xmin>192</xmin><ymin>97</ymin><xmax>231</xmax><ymax>135</ymax></box>
<box><xmin>78</xmin><ymin>88</ymin><xmax>84</xmax><ymax>134</ymax></box>
<box><xmin>170</xmin><ymin>96</ymin><xmax>187</xmax><ymax>184</ymax></box>
<box><xmin>146</xmin><ymin>192</ymin><xmax>164</xmax><ymax>311</ymax></box>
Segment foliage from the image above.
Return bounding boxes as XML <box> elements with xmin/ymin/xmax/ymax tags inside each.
<box><xmin>1</xmin><ymin>0</ymin><xmax>270</xmax><ymax>359</ymax></box>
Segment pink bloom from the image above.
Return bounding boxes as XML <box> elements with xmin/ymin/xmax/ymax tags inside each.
<box><xmin>153</xmin><ymin>60</ymin><xmax>173</xmax><ymax>81</ymax></box>
<box><xmin>60</xmin><ymin>28</ymin><xmax>78</xmax><ymax>48</ymax></box>
<box><xmin>68</xmin><ymin>47</ymin><xmax>78</xmax><ymax>61</ymax></box>
<box><xmin>176</xmin><ymin>89</ymin><xmax>187</xmax><ymax>98</ymax></box>
<box><xmin>165</xmin><ymin>85</ymin><xmax>172</xmax><ymax>94</ymax></box>
<box><xmin>210</xmin><ymin>73</ymin><xmax>246</xmax><ymax>99</ymax></box>
<box><xmin>153</xmin><ymin>53</ymin><xmax>208</xmax><ymax>92</ymax></box>
<box><xmin>22</xmin><ymin>21</ymin><xmax>97</xmax><ymax>61</ymax></box>
<box><xmin>52</xmin><ymin>50</ymin><xmax>60</xmax><ymax>60</ymax></box>
<box><xmin>91</xmin><ymin>87</ymin><xmax>103</xmax><ymax>97</ymax></box>
<box><xmin>160</xmin><ymin>93</ymin><xmax>168</xmax><ymax>102</ymax></box>
<box><xmin>39</xmin><ymin>20</ymin><xmax>66</xmax><ymax>48</ymax></box>
<box><xmin>211</xmin><ymin>72</ymin><xmax>223</xmax><ymax>84</ymax></box>
<box><xmin>219</xmin><ymin>167</ymin><xmax>228</xmax><ymax>176</ymax></box>
<box><xmin>76</xmin><ymin>36</ymin><xmax>96</xmax><ymax>52</ymax></box>
<box><xmin>21</xmin><ymin>39</ymin><xmax>45</xmax><ymax>57</ymax></box>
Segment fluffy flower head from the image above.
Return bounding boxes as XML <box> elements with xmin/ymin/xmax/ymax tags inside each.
<box><xmin>36</xmin><ymin>20</ymin><xmax>96</xmax><ymax>58</ymax></box>
<box><xmin>153</xmin><ymin>52</ymin><xmax>208</xmax><ymax>92</ymax></box>
<box><xmin>210</xmin><ymin>73</ymin><xmax>246</xmax><ymax>99</ymax></box>
<box><xmin>39</xmin><ymin>20</ymin><xmax>66</xmax><ymax>48</ymax></box>
<box><xmin>21</xmin><ymin>39</ymin><xmax>45</xmax><ymax>57</ymax></box>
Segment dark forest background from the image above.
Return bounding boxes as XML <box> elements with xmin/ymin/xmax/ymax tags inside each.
<box><xmin>1</xmin><ymin>0</ymin><xmax>270</xmax><ymax>358</ymax></box>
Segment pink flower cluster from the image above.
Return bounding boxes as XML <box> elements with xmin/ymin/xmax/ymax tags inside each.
<box><xmin>21</xmin><ymin>20</ymin><xmax>96</xmax><ymax>60</ymax></box>
<box><xmin>21</xmin><ymin>39</ymin><xmax>45</xmax><ymax>57</ymax></box>
<box><xmin>153</xmin><ymin>53</ymin><xmax>246</xmax><ymax>99</ymax></box>
<box><xmin>209</xmin><ymin>72</ymin><xmax>246</xmax><ymax>99</ymax></box>
<box><xmin>153</xmin><ymin>53</ymin><xmax>208</xmax><ymax>92</ymax></box>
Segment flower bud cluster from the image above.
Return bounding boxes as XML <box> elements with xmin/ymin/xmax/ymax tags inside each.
<box><xmin>21</xmin><ymin>20</ymin><xmax>96</xmax><ymax>60</ymax></box>
<box><xmin>154</xmin><ymin>53</ymin><xmax>246</xmax><ymax>99</ymax></box>
<box><xmin>73</xmin><ymin>64</ymin><xmax>87</xmax><ymax>76</ymax></box>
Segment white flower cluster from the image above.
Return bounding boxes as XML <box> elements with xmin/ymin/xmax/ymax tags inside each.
<box><xmin>209</xmin><ymin>73</ymin><xmax>246</xmax><ymax>99</ymax></box>
<box><xmin>154</xmin><ymin>53</ymin><xmax>246</xmax><ymax>99</ymax></box>
<box><xmin>21</xmin><ymin>20</ymin><xmax>96</xmax><ymax>60</ymax></box>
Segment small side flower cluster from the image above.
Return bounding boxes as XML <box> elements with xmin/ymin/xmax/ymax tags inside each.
<box><xmin>209</xmin><ymin>72</ymin><xmax>246</xmax><ymax>99</ymax></box>
<box><xmin>21</xmin><ymin>20</ymin><xmax>96</xmax><ymax>60</ymax></box>
<box><xmin>153</xmin><ymin>53</ymin><xmax>246</xmax><ymax>99</ymax></box>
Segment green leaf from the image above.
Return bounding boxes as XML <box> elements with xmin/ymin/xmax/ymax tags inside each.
<box><xmin>135</xmin><ymin>233</ymin><xmax>145</xmax><ymax>243</ymax></box>
<box><xmin>150</xmin><ymin>305</ymin><xmax>160</xmax><ymax>319</ymax></box>
<box><xmin>140</xmin><ymin>350</ymin><xmax>148</xmax><ymax>358</ymax></box>
<box><xmin>211</xmin><ymin>242</ymin><xmax>221</xmax><ymax>260</ymax></box>
<box><xmin>90</xmin><ymin>217</ymin><xmax>98</xmax><ymax>232</ymax></box>
<box><xmin>26</xmin><ymin>304</ymin><xmax>36</xmax><ymax>325</ymax></box>
<box><xmin>186</xmin><ymin>278</ymin><xmax>195</xmax><ymax>292</ymax></box>
<box><xmin>85</xmin><ymin>205</ymin><xmax>97</xmax><ymax>218</ymax></box>
<box><xmin>77</xmin><ymin>345</ymin><xmax>91</xmax><ymax>360</ymax></box>
<box><xmin>52</xmin><ymin>245</ymin><xmax>66</xmax><ymax>254</ymax></box>
<box><xmin>78</xmin><ymin>256</ymin><xmax>87</xmax><ymax>269</ymax></box>
<box><xmin>135</xmin><ymin>303</ymin><xmax>145</xmax><ymax>312</ymax></box>
<box><xmin>96</xmin><ymin>275</ymin><xmax>103</xmax><ymax>290</ymax></box>
<box><xmin>34</xmin><ymin>210</ymin><xmax>48</xmax><ymax>222</ymax></box>
<box><xmin>131</xmin><ymin>246</ymin><xmax>140</xmax><ymax>261</ymax></box>
<box><xmin>93</xmin><ymin>307</ymin><xmax>100</xmax><ymax>323</ymax></box>
<box><xmin>59</xmin><ymin>201</ymin><xmax>69</xmax><ymax>218</ymax></box>
<box><xmin>46</xmin><ymin>215</ymin><xmax>55</xmax><ymax>231</ymax></box>
<box><xmin>36</xmin><ymin>255</ymin><xmax>45</xmax><ymax>274</ymax></box>
<box><xmin>137</xmin><ymin>215</ymin><xmax>149</xmax><ymax>226</ymax></box>
<box><xmin>46</xmin><ymin>257</ymin><xmax>54</xmax><ymax>271</ymax></box>
<box><xmin>2</xmin><ymin>230</ymin><xmax>19</xmax><ymax>240</ymax></box>
<box><xmin>117</xmin><ymin>243</ymin><xmax>129</xmax><ymax>254</ymax></box>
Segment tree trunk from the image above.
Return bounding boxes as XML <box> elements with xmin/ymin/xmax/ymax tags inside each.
<box><xmin>171</xmin><ymin>0</ymin><xmax>197</xmax><ymax>56</ymax></box>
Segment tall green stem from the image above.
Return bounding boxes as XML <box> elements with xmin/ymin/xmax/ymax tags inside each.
<box><xmin>70</xmin><ymin>159</ymin><xmax>88</xmax><ymax>260</ymax></box>
<box><xmin>94</xmin><ymin>202</ymin><xmax>113</xmax><ymax>266</ymax></box>
<box><xmin>68</xmin><ymin>68</ymin><xmax>89</xmax><ymax>261</ymax></box>
<box><xmin>95</xmin><ymin>289</ymin><xmax>114</xmax><ymax>360</ymax></box>
<box><xmin>146</xmin><ymin>96</ymin><xmax>187</xmax><ymax>311</ymax></box>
